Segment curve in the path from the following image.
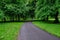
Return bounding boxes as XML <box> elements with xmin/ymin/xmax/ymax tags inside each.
<box><xmin>18</xmin><ymin>22</ymin><xmax>60</xmax><ymax>40</ymax></box>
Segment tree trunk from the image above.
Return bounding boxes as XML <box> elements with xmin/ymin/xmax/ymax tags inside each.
<box><xmin>12</xmin><ymin>17</ymin><xmax>14</xmax><ymax>21</ymax></box>
<box><xmin>17</xmin><ymin>14</ymin><xmax>20</xmax><ymax>21</ymax></box>
<box><xmin>41</xmin><ymin>18</ymin><xmax>46</xmax><ymax>21</ymax></box>
<box><xmin>10</xmin><ymin>17</ymin><xmax>14</xmax><ymax>21</ymax></box>
<box><xmin>54</xmin><ymin>11</ymin><xmax>59</xmax><ymax>23</ymax></box>
<box><xmin>46</xmin><ymin>15</ymin><xmax>49</xmax><ymax>21</ymax></box>
<box><xmin>15</xmin><ymin>15</ymin><xmax>17</xmax><ymax>21</ymax></box>
<box><xmin>3</xmin><ymin>17</ymin><xmax>6</xmax><ymax>22</ymax></box>
<box><xmin>10</xmin><ymin>17</ymin><xmax>12</xmax><ymax>21</ymax></box>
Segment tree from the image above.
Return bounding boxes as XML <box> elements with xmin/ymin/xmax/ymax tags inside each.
<box><xmin>50</xmin><ymin>0</ymin><xmax>60</xmax><ymax>23</ymax></box>
<box><xmin>35</xmin><ymin>0</ymin><xmax>60</xmax><ymax>23</ymax></box>
<box><xmin>0</xmin><ymin>10</ymin><xmax>6</xmax><ymax>21</ymax></box>
<box><xmin>26</xmin><ymin>0</ymin><xmax>37</xmax><ymax>19</ymax></box>
<box><xmin>35</xmin><ymin>0</ymin><xmax>50</xmax><ymax>21</ymax></box>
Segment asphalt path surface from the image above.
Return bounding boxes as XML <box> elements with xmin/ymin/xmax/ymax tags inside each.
<box><xmin>18</xmin><ymin>22</ymin><xmax>60</xmax><ymax>40</ymax></box>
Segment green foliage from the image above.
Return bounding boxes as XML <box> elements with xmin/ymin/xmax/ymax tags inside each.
<box><xmin>0</xmin><ymin>0</ymin><xmax>60</xmax><ymax>22</ymax></box>
<box><xmin>0</xmin><ymin>10</ymin><xmax>4</xmax><ymax>19</ymax></box>
<box><xmin>0</xmin><ymin>0</ymin><xmax>32</xmax><ymax>21</ymax></box>
<box><xmin>35</xmin><ymin>0</ymin><xmax>60</xmax><ymax>22</ymax></box>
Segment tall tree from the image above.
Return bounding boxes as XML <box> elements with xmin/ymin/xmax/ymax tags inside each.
<box><xmin>35</xmin><ymin>0</ymin><xmax>60</xmax><ymax>22</ymax></box>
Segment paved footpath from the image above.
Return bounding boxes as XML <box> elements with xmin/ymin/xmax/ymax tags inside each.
<box><xmin>18</xmin><ymin>22</ymin><xmax>60</xmax><ymax>40</ymax></box>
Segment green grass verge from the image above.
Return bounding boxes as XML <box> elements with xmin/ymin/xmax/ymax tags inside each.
<box><xmin>33</xmin><ymin>21</ymin><xmax>60</xmax><ymax>37</ymax></box>
<box><xmin>0</xmin><ymin>22</ymin><xmax>23</xmax><ymax>40</ymax></box>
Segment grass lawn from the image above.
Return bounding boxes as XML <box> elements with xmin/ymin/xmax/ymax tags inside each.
<box><xmin>33</xmin><ymin>21</ymin><xmax>60</xmax><ymax>37</ymax></box>
<box><xmin>0</xmin><ymin>22</ymin><xmax>23</xmax><ymax>40</ymax></box>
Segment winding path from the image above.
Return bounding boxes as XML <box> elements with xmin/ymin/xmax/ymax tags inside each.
<box><xmin>18</xmin><ymin>22</ymin><xmax>60</xmax><ymax>40</ymax></box>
